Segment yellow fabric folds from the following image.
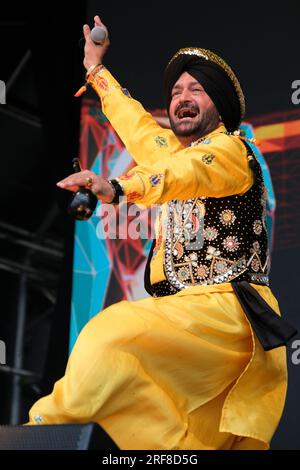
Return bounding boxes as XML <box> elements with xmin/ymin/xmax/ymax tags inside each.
<box><xmin>28</xmin><ymin>283</ymin><xmax>287</xmax><ymax>450</ymax></box>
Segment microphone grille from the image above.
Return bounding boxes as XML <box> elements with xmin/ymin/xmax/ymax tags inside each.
<box><xmin>91</xmin><ymin>26</ymin><xmax>107</xmax><ymax>44</ymax></box>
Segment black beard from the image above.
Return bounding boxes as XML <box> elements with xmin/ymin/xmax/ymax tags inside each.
<box><xmin>169</xmin><ymin>106</ymin><xmax>220</xmax><ymax>138</ymax></box>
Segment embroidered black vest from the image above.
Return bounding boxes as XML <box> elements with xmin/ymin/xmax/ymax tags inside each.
<box><xmin>146</xmin><ymin>141</ymin><xmax>270</xmax><ymax>297</ymax></box>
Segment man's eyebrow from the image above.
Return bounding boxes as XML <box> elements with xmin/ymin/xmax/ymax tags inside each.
<box><xmin>172</xmin><ymin>83</ymin><xmax>182</xmax><ymax>90</ymax></box>
<box><xmin>172</xmin><ymin>82</ymin><xmax>204</xmax><ymax>91</ymax></box>
<box><xmin>190</xmin><ymin>82</ymin><xmax>204</xmax><ymax>89</ymax></box>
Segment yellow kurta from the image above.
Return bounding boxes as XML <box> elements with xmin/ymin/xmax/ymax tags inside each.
<box><xmin>28</xmin><ymin>67</ymin><xmax>287</xmax><ymax>450</ymax></box>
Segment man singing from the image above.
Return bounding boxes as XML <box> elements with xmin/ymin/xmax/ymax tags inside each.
<box><xmin>27</xmin><ymin>16</ymin><xmax>296</xmax><ymax>450</ymax></box>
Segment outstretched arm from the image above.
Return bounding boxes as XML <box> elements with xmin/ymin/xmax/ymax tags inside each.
<box><xmin>57</xmin><ymin>133</ymin><xmax>253</xmax><ymax>207</ymax></box>
<box><xmin>58</xmin><ymin>16</ymin><xmax>253</xmax><ymax>205</ymax></box>
<box><xmin>82</xmin><ymin>16</ymin><xmax>182</xmax><ymax>166</ymax></box>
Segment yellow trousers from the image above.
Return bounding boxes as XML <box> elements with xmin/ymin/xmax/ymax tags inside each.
<box><xmin>28</xmin><ymin>283</ymin><xmax>287</xmax><ymax>450</ymax></box>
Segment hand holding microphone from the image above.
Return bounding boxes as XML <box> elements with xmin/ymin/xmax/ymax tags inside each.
<box><xmin>83</xmin><ymin>15</ymin><xmax>110</xmax><ymax>71</ymax></box>
<box><xmin>67</xmin><ymin>159</ymin><xmax>98</xmax><ymax>221</ymax></box>
<box><xmin>74</xmin><ymin>15</ymin><xmax>109</xmax><ymax>97</ymax></box>
<box><xmin>57</xmin><ymin>160</ymin><xmax>116</xmax><ymax>220</ymax></box>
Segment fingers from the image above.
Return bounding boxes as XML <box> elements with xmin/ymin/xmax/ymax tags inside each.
<box><xmin>57</xmin><ymin>183</ymin><xmax>80</xmax><ymax>192</ymax></box>
<box><xmin>94</xmin><ymin>15</ymin><xmax>104</xmax><ymax>27</ymax></box>
<box><xmin>56</xmin><ymin>178</ymin><xmax>80</xmax><ymax>192</ymax></box>
<box><xmin>94</xmin><ymin>15</ymin><xmax>109</xmax><ymax>41</ymax></box>
<box><xmin>57</xmin><ymin>171</ymin><xmax>94</xmax><ymax>192</ymax></box>
<box><xmin>83</xmin><ymin>24</ymin><xmax>92</xmax><ymax>43</ymax></box>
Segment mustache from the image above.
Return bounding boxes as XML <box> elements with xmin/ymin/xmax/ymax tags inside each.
<box><xmin>175</xmin><ymin>102</ymin><xmax>200</xmax><ymax>116</ymax></box>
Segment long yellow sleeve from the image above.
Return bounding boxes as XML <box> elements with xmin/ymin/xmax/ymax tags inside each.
<box><xmin>90</xmin><ymin>68</ymin><xmax>183</xmax><ymax>165</ymax></box>
<box><xmin>90</xmin><ymin>68</ymin><xmax>253</xmax><ymax>207</ymax></box>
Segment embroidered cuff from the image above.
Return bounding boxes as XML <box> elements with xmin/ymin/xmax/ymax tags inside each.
<box><xmin>89</xmin><ymin>67</ymin><xmax>131</xmax><ymax>100</ymax></box>
<box><xmin>116</xmin><ymin>172</ymin><xmax>145</xmax><ymax>202</ymax></box>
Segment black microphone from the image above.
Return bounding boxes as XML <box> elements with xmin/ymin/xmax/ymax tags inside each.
<box><xmin>68</xmin><ymin>158</ymin><xmax>98</xmax><ymax>221</ymax></box>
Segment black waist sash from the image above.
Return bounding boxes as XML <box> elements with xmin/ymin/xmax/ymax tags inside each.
<box><xmin>231</xmin><ymin>281</ymin><xmax>297</xmax><ymax>351</ymax></box>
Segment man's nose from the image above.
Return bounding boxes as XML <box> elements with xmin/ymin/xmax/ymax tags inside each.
<box><xmin>178</xmin><ymin>89</ymin><xmax>192</xmax><ymax>103</ymax></box>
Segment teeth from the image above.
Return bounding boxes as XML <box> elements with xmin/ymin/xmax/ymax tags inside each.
<box><xmin>178</xmin><ymin>109</ymin><xmax>197</xmax><ymax>119</ymax></box>
<box><xmin>179</xmin><ymin>114</ymin><xmax>196</xmax><ymax>119</ymax></box>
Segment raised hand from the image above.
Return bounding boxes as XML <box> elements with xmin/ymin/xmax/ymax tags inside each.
<box><xmin>83</xmin><ymin>15</ymin><xmax>110</xmax><ymax>71</ymax></box>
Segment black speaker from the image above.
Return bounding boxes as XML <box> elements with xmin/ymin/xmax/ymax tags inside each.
<box><xmin>0</xmin><ymin>423</ymin><xmax>119</xmax><ymax>450</ymax></box>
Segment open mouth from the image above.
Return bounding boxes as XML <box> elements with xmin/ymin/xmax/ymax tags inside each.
<box><xmin>176</xmin><ymin>107</ymin><xmax>198</xmax><ymax>119</ymax></box>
